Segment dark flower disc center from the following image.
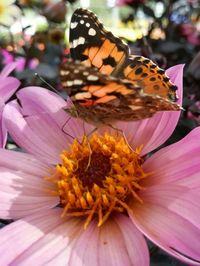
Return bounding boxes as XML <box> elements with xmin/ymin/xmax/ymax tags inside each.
<box><xmin>75</xmin><ymin>152</ymin><xmax>111</xmax><ymax>189</ymax></box>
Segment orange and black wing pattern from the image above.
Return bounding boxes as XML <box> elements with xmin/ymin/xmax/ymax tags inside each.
<box><xmin>60</xmin><ymin>8</ymin><xmax>181</xmax><ymax>124</ymax></box>
<box><xmin>69</xmin><ymin>8</ymin><xmax>129</xmax><ymax>76</ymax></box>
<box><xmin>60</xmin><ymin>60</ymin><xmax>181</xmax><ymax>124</ymax></box>
<box><xmin>69</xmin><ymin>8</ymin><xmax>178</xmax><ymax>103</ymax></box>
<box><xmin>122</xmin><ymin>55</ymin><xmax>178</xmax><ymax>101</ymax></box>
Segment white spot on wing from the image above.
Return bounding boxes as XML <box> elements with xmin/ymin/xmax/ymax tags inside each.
<box><xmin>72</xmin><ymin>39</ymin><xmax>78</xmax><ymax>48</ymax></box>
<box><xmin>60</xmin><ymin>70</ymin><xmax>70</xmax><ymax>76</ymax></box>
<box><xmin>83</xmin><ymin>71</ymin><xmax>89</xmax><ymax>76</ymax></box>
<box><xmin>80</xmin><ymin>20</ymin><xmax>84</xmax><ymax>24</ymax></box>
<box><xmin>67</xmin><ymin>81</ymin><xmax>73</xmax><ymax>86</ymax></box>
<box><xmin>72</xmin><ymin>37</ymin><xmax>85</xmax><ymax>48</ymax></box>
<box><xmin>75</xmin><ymin>92</ymin><xmax>91</xmax><ymax>100</ymax></box>
<box><xmin>74</xmin><ymin>79</ymin><xmax>83</xmax><ymax>85</ymax></box>
<box><xmin>71</xmin><ymin>22</ymin><xmax>78</xmax><ymax>29</ymax></box>
<box><xmin>88</xmin><ymin>28</ymin><xmax>96</xmax><ymax>36</ymax></box>
<box><xmin>87</xmin><ymin>75</ymin><xmax>99</xmax><ymax>81</ymax></box>
<box><xmin>129</xmin><ymin>105</ymin><xmax>143</xmax><ymax>110</ymax></box>
<box><xmin>86</xmin><ymin>23</ymin><xmax>90</xmax><ymax>27</ymax></box>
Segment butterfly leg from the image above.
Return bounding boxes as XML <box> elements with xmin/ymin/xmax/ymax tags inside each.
<box><xmin>83</xmin><ymin>126</ymin><xmax>99</xmax><ymax>170</ymax></box>
<box><xmin>85</xmin><ymin>136</ymin><xmax>92</xmax><ymax>170</ymax></box>
<box><xmin>63</xmin><ymin>106</ymin><xmax>83</xmax><ymax>143</ymax></box>
<box><xmin>61</xmin><ymin>115</ymin><xmax>81</xmax><ymax>143</ymax></box>
<box><xmin>103</xmin><ymin>123</ymin><xmax>134</xmax><ymax>152</ymax></box>
<box><xmin>86</xmin><ymin>127</ymin><xmax>98</xmax><ymax>138</ymax></box>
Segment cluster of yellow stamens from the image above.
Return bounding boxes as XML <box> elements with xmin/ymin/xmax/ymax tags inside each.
<box><xmin>46</xmin><ymin>133</ymin><xmax>149</xmax><ymax>228</ymax></box>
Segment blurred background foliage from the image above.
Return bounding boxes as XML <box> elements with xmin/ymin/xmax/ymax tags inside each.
<box><xmin>0</xmin><ymin>1</ymin><xmax>199</xmax><ymax>263</ymax></box>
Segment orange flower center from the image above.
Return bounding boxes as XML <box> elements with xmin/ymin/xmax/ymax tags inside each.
<box><xmin>46</xmin><ymin>133</ymin><xmax>149</xmax><ymax>228</ymax></box>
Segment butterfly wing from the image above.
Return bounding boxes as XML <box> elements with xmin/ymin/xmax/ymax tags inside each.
<box><xmin>60</xmin><ymin>60</ymin><xmax>181</xmax><ymax>124</ymax></box>
<box><xmin>123</xmin><ymin>55</ymin><xmax>178</xmax><ymax>101</ymax></box>
<box><xmin>70</xmin><ymin>8</ymin><xmax>129</xmax><ymax>76</ymax></box>
<box><xmin>60</xmin><ymin>59</ymin><xmax>141</xmax><ymax>103</ymax></box>
<box><xmin>70</xmin><ymin>8</ymin><xmax>178</xmax><ymax>103</ymax></box>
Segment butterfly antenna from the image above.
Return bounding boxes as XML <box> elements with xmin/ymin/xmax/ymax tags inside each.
<box><xmin>35</xmin><ymin>73</ymin><xmax>59</xmax><ymax>94</ymax></box>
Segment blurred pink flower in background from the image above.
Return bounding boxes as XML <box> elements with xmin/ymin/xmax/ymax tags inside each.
<box><xmin>0</xmin><ymin>64</ymin><xmax>200</xmax><ymax>265</ymax></box>
<box><xmin>178</xmin><ymin>23</ymin><xmax>200</xmax><ymax>46</ymax></box>
<box><xmin>0</xmin><ymin>48</ymin><xmax>38</xmax><ymax>72</ymax></box>
<box><xmin>0</xmin><ymin>63</ymin><xmax>20</xmax><ymax>147</ymax></box>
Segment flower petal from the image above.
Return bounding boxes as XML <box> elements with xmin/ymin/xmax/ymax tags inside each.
<box><xmin>0</xmin><ymin>77</ymin><xmax>20</xmax><ymax>101</ymax></box>
<box><xmin>115</xmin><ymin>64</ymin><xmax>184</xmax><ymax>155</ymax></box>
<box><xmin>113</xmin><ymin>215</ymin><xmax>149</xmax><ymax>266</ymax></box>
<box><xmin>16</xmin><ymin>86</ymin><xmax>94</xmax><ymax>141</ymax></box>
<box><xmin>0</xmin><ymin>209</ymin><xmax>84</xmax><ymax>265</ymax></box>
<box><xmin>143</xmin><ymin>126</ymin><xmax>200</xmax><ymax>187</ymax></box>
<box><xmin>129</xmin><ymin>185</ymin><xmax>200</xmax><ymax>265</ymax></box>
<box><xmin>69</xmin><ymin>214</ymin><xmax>149</xmax><ymax>266</ymax></box>
<box><xmin>0</xmin><ymin>147</ymin><xmax>50</xmax><ymax>175</ymax></box>
<box><xmin>0</xmin><ymin>148</ymin><xmax>57</xmax><ymax>219</ymax></box>
<box><xmin>4</xmin><ymin>87</ymin><xmax>95</xmax><ymax>163</ymax></box>
<box><xmin>0</xmin><ymin>211</ymin><xmax>149</xmax><ymax>265</ymax></box>
<box><xmin>3</xmin><ymin>100</ymin><xmax>63</xmax><ymax>164</ymax></box>
<box><xmin>139</xmin><ymin>185</ymin><xmax>200</xmax><ymax>230</ymax></box>
<box><xmin>0</xmin><ymin>106</ymin><xmax>7</xmax><ymax>148</ymax></box>
<box><xmin>16</xmin><ymin>86</ymin><xmax>68</xmax><ymax>117</ymax></box>
<box><xmin>97</xmin><ymin>218</ymin><xmax>139</xmax><ymax>266</ymax></box>
<box><xmin>0</xmin><ymin>62</ymin><xmax>18</xmax><ymax>79</ymax></box>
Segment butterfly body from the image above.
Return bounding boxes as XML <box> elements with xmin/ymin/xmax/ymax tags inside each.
<box><xmin>60</xmin><ymin>8</ymin><xmax>181</xmax><ymax>125</ymax></box>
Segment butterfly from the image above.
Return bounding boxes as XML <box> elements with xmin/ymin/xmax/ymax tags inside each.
<box><xmin>60</xmin><ymin>8</ymin><xmax>181</xmax><ymax>125</ymax></box>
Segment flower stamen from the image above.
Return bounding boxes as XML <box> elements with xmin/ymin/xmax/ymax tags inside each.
<box><xmin>46</xmin><ymin>133</ymin><xmax>150</xmax><ymax>228</ymax></box>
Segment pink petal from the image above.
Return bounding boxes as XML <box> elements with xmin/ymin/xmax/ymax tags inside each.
<box><xmin>0</xmin><ymin>77</ymin><xmax>20</xmax><ymax>102</ymax></box>
<box><xmin>69</xmin><ymin>214</ymin><xmax>149</xmax><ymax>266</ymax></box>
<box><xmin>177</xmin><ymin>173</ymin><xmax>200</xmax><ymax>191</ymax></box>
<box><xmin>16</xmin><ymin>86</ymin><xmax>68</xmax><ymax>116</ymax></box>
<box><xmin>0</xmin><ymin>106</ymin><xmax>7</xmax><ymax>148</ymax></box>
<box><xmin>4</xmin><ymin>87</ymin><xmax>94</xmax><ymax>163</ymax></box>
<box><xmin>138</xmin><ymin>185</ymin><xmax>200</xmax><ymax>230</ymax></box>
<box><xmin>16</xmin><ymin>86</ymin><xmax>94</xmax><ymax>140</ymax></box>
<box><xmin>114</xmin><ymin>64</ymin><xmax>184</xmax><ymax>156</ymax></box>
<box><xmin>96</xmin><ymin>218</ymin><xmax>136</xmax><ymax>266</ymax></box>
<box><xmin>0</xmin><ymin>62</ymin><xmax>18</xmax><ymax>79</ymax></box>
<box><xmin>114</xmin><ymin>215</ymin><xmax>149</xmax><ymax>266</ymax></box>
<box><xmin>0</xmin><ymin>148</ymin><xmax>50</xmax><ymax>174</ymax></box>
<box><xmin>0</xmin><ymin>211</ymin><xmax>149</xmax><ymax>265</ymax></box>
<box><xmin>129</xmin><ymin>185</ymin><xmax>200</xmax><ymax>265</ymax></box>
<box><xmin>67</xmin><ymin>220</ymin><xmax>98</xmax><ymax>266</ymax></box>
<box><xmin>0</xmin><ymin>149</ymin><xmax>57</xmax><ymax>219</ymax></box>
<box><xmin>3</xmin><ymin>100</ymin><xmax>67</xmax><ymax>164</ymax></box>
<box><xmin>143</xmin><ymin>126</ymin><xmax>200</xmax><ymax>187</ymax></box>
<box><xmin>97</xmin><ymin>216</ymin><xmax>148</xmax><ymax>266</ymax></box>
<box><xmin>0</xmin><ymin>209</ymin><xmax>84</xmax><ymax>265</ymax></box>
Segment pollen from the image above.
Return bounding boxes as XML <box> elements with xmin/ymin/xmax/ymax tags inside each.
<box><xmin>46</xmin><ymin>133</ymin><xmax>149</xmax><ymax>229</ymax></box>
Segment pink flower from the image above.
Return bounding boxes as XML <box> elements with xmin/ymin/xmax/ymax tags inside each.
<box><xmin>0</xmin><ymin>63</ymin><xmax>20</xmax><ymax>147</ymax></box>
<box><xmin>1</xmin><ymin>64</ymin><xmax>200</xmax><ymax>265</ymax></box>
<box><xmin>178</xmin><ymin>23</ymin><xmax>200</xmax><ymax>46</ymax></box>
<box><xmin>0</xmin><ymin>48</ymin><xmax>38</xmax><ymax>71</ymax></box>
